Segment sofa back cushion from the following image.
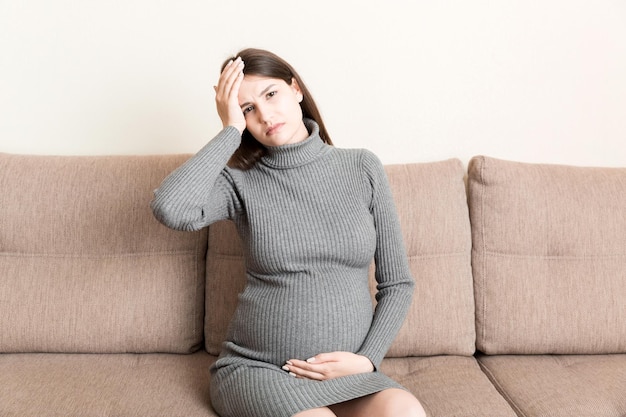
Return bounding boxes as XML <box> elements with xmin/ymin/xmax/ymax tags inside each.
<box><xmin>205</xmin><ymin>159</ymin><xmax>476</xmax><ymax>357</ymax></box>
<box><xmin>469</xmin><ymin>156</ymin><xmax>626</xmax><ymax>354</ymax></box>
<box><xmin>0</xmin><ymin>153</ymin><xmax>207</xmax><ymax>353</ymax></box>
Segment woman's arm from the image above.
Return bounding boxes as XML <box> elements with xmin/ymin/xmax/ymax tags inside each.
<box><xmin>355</xmin><ymin>150</ymin><xmax>415</xmax><ymax>369</ymax></box>
<box><xmin>150</xmin><ymin>127</ymin><xmax>242</xmax><ymax>231</ymax></box>
<box><xmin>151</xmin><ymin>58</ymin><xmax>247</xmax><ymax>231</ymax></box>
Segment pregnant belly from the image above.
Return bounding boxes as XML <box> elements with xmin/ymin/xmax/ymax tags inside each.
<box><xmin>226</xmin><ymin>272</ymin><xmax>374</xmax><ymax>365</ymax></box>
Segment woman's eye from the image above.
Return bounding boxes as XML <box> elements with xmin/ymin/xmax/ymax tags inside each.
<box><xmin>243</xmin><ymin>105</ymin><xmax>254</xmax><ymax>115</ymax></box>
<box><xmin>267</xmin><ymin>91</ymin><xmax>277</xmax><ymax>99</ymax></box>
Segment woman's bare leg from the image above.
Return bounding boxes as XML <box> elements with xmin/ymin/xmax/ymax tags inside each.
<box><xmin>329</xmin><ymin>388</ymin><xmax>426</xmax><ymax>417</ymax></box>
<box><xmin>293</xmin><ymin>407</ymin><xmax>337</xmax><ymax>417</ymax></box>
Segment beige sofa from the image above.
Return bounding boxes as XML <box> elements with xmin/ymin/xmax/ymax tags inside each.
<box><xmin>1</xmin><ymin>152</ymin><xmax>624</xmax><ymax>417</ymax></box>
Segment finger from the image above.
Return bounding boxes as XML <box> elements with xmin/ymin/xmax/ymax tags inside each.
<box><xmin>285</xmin><ymin>360</ymin><xmax>331</xmax><ymax>375</ymax></box>
<box><xmin>218</xmin><ymin>59</ymin><xmax>239</xmax><ymax>83</ymax></box>
<box><xmin>216</xmin><ymin>58</ymin><xmax>244</xmax><ymax>97</ymax></box>
<box><xmin>215</xmin><ymin>60</ymin><xmax>233</xmax><ymax>96</ymax></box>
<box><xmin>215</xmin><ymin>68</ymin><xmax>244</xmax><ymax>121</ymax></box>
<box><xmin>286</xmin><ymin>359</ymin><xmax>313</xmax><ymax>369</ymax></box>
<box><xmin>283</xmin><ymin>364</ymin><xmax>327</xmax><ymax>381</ymax></box>
<box><xmin>224</xmin><ymin>59</ymin><xmax>244</xmax><ymax>93</ymax></box>
<box><xmin>283</xmin><ymin>360</ymin><xmax>311</xmax><ymax>373</ymax></box>
<box><xmin>230</xmin><ymin>67</ymin><xmax>244</xmax><ymax>96</ymax></box>
<box><xmin>306</xmin><ymin>352</ymin><xmax>340</xmax><ymax>364</ymax></box>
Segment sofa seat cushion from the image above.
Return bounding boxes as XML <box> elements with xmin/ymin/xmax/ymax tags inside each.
<box><xmin>477</xmin><ymin>354</ymin><xmax>626</xmax><ymax>417</ymax></box>
<box><xmin>205</xmin><ymin>159</ymin><xmax>476</xmax><ymax>357</ymax></box>
<box><xmin>0</xmin><ymin>352</ymin><xmax>218</xmax><ymax>417</ymax></box>
<box><xmin>380</xmin><ymin>356</ymin><xmax>516</xmax><ymax>417</ymax></box>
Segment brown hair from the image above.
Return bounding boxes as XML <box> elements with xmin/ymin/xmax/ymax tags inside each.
<box><xmin>221</xmin><ymin>48</ymin><xmax>333</xmax><ymax>170</ymax></box>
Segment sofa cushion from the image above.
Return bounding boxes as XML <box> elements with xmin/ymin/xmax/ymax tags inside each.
<box><xmin>380</xmin><ymin>356</ymin><xmax>516</xmax><ymax>417</ymax></box>
<box><xmin>0</xmin><ymin>352</ymin><xmax>217</xmax><ymax>416</ymax></box>
<box><xmin>469</xmin><ymin>156</ymin><xmax>626</xmax><ymax>354</ymax></box>
<box><xmin>0</xmin><ymin>153</ymin><xmax>207</xmax><ymax>353</ymax></box>
<box><xmin>477</xmin><ymin>354</ymin><xmax>626</xmax><ymax>417</ymax></box>
<box><xmin>205</xmin><ymin>159</ymin><xmax>476</xmax><ymax>357</ymax></box>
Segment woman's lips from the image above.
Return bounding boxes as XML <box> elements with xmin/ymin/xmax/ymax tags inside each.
<box><xmin>266</xmin><ymin>123</ymin><xmax>284</xmax><ymax>136</ymax></box>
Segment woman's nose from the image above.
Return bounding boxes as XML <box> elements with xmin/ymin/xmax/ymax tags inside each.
<box><xmin>256</xmin><ymin>103</ymin><xmax>272</xmax><ymax>123</ymax></box>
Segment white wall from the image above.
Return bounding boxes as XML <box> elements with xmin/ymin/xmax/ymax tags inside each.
<box><xmin>1</xmin><ymin>0</ymin><xmax>625</xmax><ymax>167</ymax></box>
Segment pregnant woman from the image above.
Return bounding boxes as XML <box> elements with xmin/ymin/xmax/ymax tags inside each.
<box><xmin>151</xmin><ymin>48</ymin><xmax>425</xmax><ymax>417</ymax></box>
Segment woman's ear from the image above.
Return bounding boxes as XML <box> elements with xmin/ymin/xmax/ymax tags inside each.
<box><xmin>291</xmin><ymin>78</ymin><xmax>303</xmax><ymax>102</ymax></box>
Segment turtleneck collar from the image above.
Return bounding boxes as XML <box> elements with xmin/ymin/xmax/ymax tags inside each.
<box><xmin>260</xmin><ymin>119</ymin><xmax>330</xmax><ymax>169</ymax></box>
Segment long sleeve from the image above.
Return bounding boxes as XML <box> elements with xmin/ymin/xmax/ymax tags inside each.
<box><xmin>356</xmin><ymin>151</ymin><xmax>415</xmax><ymax>368</ymax></box>
<box><xmin>151</xmin><ymin>126</ymin><xmax>243</xmax><ymax>231</ymax></box>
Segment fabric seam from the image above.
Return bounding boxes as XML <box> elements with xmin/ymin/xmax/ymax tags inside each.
<box><xmin>477</xmin><ymin>358</ymin><xmax>526</xmax><ymax>417</ymax></box>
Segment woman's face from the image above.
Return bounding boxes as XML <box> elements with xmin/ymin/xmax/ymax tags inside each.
<box><xmin>238</xmin><ymin>75</ymin><xmax>309</xmax><ymax>147</ymax></box>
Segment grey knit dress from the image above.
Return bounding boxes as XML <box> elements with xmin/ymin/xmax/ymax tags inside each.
<box><xmin>151</xmin><ymin>119</ymin><xmax>415</xmax><ymax>417</ymax></box>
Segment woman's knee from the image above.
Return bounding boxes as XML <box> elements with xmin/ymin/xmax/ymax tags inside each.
<box><xmin>327</xmin><ymin>388</ymin><xmax>426</xmax><ymax>417</ymax></box>
<box><xmin>293</xmin><ymin>407</ymin><xmax>337</xmax><ymax>417</ymax></box>
<box><xmin>381</xmin><ymin>389</ymin><xmax>426</xmax><ymax>417</ymax></box>
<box><xmin>404</xmin><ymin>400</ymin><xmax>427</xmax><ymax>417</ymax></box>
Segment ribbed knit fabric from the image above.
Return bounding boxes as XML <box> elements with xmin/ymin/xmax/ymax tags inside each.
<box><xmin>151</xmin><ymin>120</ymin><xmax>415</xmax><ymax>417</ymax></box>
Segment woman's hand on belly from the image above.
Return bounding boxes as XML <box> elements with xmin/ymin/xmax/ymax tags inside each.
<box><xmin>282</xmin><ymin>352</ymin><xmax>374</xmax><ymax>381</ymax></box>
